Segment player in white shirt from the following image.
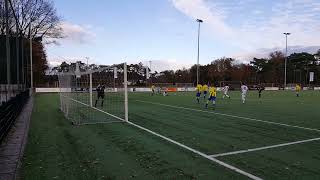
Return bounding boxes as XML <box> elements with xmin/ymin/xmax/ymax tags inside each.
<box><xmin>222</xmin><ymin>84</ymin><xmax>230</xmax><ymax>99</ymax></box>
<box><xmin>241</xmin><ymin>82</ymin><xmax>248</xmax><ymax>104</ymax></box>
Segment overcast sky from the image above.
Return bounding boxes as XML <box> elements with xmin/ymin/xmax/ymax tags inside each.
<box><xmin>47</xmin><ymin>0</ymin><xmax>320</xmax><ymax>71</ymax></box>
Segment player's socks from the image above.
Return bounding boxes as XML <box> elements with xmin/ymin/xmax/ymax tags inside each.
<box><xmin>101</xmin><ymin>100</ymin><xmax>104</xmax><ymax>107</ymax></box>
<box><xmin>197</xmin><ymin>98</ymin><xmax>200</xmax><ymax>103</ymax></box>
<box><xmin>212</xmin><ymin>101</ymin><xmax>216</xmax><ymax>110</ymax></box>
<box><xmin>95</xmin><ymin>100</ymin><xmax>98</xmax><ymax>107</ymax></box>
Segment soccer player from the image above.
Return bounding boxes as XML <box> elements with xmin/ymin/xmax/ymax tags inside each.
<box><xmin>222</xmin><ymin>84</ymin><xmax>230</xmax><ymax>99</ymax></box>
<box><xmin>95</xmin><ymin>84</ymin><xmax>105</xmax><ymax>107</ymax></box>
<box><xmin>196</xmin><ymin>84</ymin><xmax>203</xmax><ymax>103</ymax></box>
<box><xmin>202</xmin><ymin>83</ymin><xmax>208</xmax><ymax>99</ymax></box>
<box><xmin>241</xmin><ymin>82</ymin><xmax>248</xmax><ymax>104</ymax></box>
<box><xmin>162</xmin><ymin>87</ymin><xmax>168</xmax><ymax>96</ymax></box>
<box><xmin>205</xmin><ymin>85</ymin><xmax>217</xmax><ymax>109</ymax></box>
<box><xmin>151</xmin><ymin>84</ymin><xmax>155</xmax><ymax>96</ymax></box>
<box><xmin>295</xmin><ymin>84</ymin><xmax>301</xmax><ymax>97</ymax></box>
<box><xmin>257</xmin><ymin>84</ymin><xmax>265</xmax><ymax>98</ymax></box>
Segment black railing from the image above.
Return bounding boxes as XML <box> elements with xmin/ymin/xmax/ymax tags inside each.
<box><xmin>0</xmin><ymin>90</ymin><xmax>29</xmax><ymax>143</ymax></box>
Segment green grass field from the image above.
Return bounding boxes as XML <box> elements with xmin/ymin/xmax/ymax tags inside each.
<box><xmin>22</xmin><ymin>90</ymin><xmax>320</xmax><ymax>179</ymax></box>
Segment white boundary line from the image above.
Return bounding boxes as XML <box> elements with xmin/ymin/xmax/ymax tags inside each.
<box><xmin>135</xmin><ymin>100</ymin><xmax>320</xmax><ymax>133</ymax></box>
<box><xmin>64</xmin><ymin>96</ymin><xmax>262</xmax><ymax>180</ymax></box>
<box><xmin>81</xmin><ymin>121</ymin><xmax>124</xmax><ymax>125</ymax></box>
<box><xmin>127</xmin><ymin>121</ymin><xmax>262</xmax><ymax>180</ymax></box>
<box><xmin>210</xmin><ymin>137</ymin><xmax>320</xmax><ymax>157</ymax></box>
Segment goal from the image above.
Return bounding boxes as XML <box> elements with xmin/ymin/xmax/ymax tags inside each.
<box><xmin>58</xmin><ymin>63</ymin><xmax>128</xmax><ymax>125</ymax></box>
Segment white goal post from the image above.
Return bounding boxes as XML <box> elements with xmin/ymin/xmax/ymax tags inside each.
<box><xmin>58</xmin><ymin>62</ymin><xmax>128</xmax><ymax>125</ymax></box>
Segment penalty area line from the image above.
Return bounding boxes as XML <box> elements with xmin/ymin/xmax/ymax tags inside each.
<box><xmin>127</xmin><ymin>121</ymin><xmax>263</xmax><ymax>180</ymax></box>
<box><xmin>135</xmin><ymin>100</ymin><xmax>320</xmax><ymax>133</ymax></box>
<box><xmin>210</xmin><ymin>137</ymin><xmax>320</xmax><ymax>157</ymax></box>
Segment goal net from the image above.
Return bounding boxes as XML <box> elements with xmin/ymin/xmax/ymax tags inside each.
<box><xmin>58</xmin><ymin>63</ymin><xmax>128</xmax><ymax>125</ymax></box>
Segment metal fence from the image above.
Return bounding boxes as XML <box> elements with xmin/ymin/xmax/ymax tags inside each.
<box><xmin>0</xmin><ymin>35</ymin><xmax>31</xmax><ymax>105</ymax></box>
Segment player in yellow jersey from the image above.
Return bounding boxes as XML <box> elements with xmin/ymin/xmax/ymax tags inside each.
<box><xmin>151</xmin><ymin>85</ymin><xmax>155</xmax><ymax>96</ymax></box>
<box><xmin>196</xmin><ymin>84</ymin><xmax>203</xmax><ymax>103</ymax></box>
<box><xmin>295</xmin><ymin>84</ymin><xmax>301</xmax><ymax>97</ymax></box>
<box><xmin>202</xmin><ymin>84</ymin><xmax>209</xmax><ymax>99</ymax></box>
<box><xmin>205</xmin><ymin>85</ymin><xmax>217</xmax><ymax>109</ymax></box>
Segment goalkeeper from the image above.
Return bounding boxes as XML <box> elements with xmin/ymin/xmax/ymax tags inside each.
<box><xmin>257</xmin><ymin>84</ymin><xmax>265</xmax><ymax>98</ymax></box>
<box><xmin>95</xmin><ymin>84</ymin><xmax>105</xmax><ymax>107</ymax></box>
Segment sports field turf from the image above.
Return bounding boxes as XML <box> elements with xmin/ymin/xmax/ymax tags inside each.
<box><xmin>22</xmin><ymin>90</ymin><xmax>320</xmax><ymax>179</ymax></box>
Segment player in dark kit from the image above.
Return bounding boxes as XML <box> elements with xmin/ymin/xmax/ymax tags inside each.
<box><xmin>257</xmin><ymin>84</ymin><xmax>265</xmax><ymax>98</ymax></box>
<box><xmin>95</xmin><ymin>84</ymin><xmax>105</xmax><ymax>107</ymax></box>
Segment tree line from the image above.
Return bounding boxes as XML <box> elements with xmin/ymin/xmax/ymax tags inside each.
<box><xmin>2</xmin><ymin>0</ymin><xmax>319</xmax><ymax>87</ymax></box>
<box><xmin>147</xmin><ymin>50</ymin><xmax>320</xmax><ymax>86</ymax></box>
<box><xmin>50</xmin><ymin>49</ymin><xmax>320</xmax><ymax>87</ymax></box>
<box><xmin>1</xmin><ymin>0</ymin><xmax>62</xmax><ymax>86</ymax></box>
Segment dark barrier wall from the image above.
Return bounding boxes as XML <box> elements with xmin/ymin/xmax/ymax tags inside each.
<box><xmin>0</xmin><ymin>35</ymin><xmax>30</xmax><ymax>86</ymax></box>
<box><xmin>0</xmin><ymin>89</ymin><xmax>29</xmax><ymax>142</ymax></box>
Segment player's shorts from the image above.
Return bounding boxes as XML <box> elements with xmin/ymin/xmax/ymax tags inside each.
<box><xmin>208</xmin><ymin>96</ymin><xmax>216</xmax><ymax>101</ymax></box>
<box><xmin>97</xmin><ymin>93</ymin><xmax>105</xmax><ymax>99</ymax></box>
<box><xmin>196</xmin><ymin>92</ymin><xmax>201</xmax><ymax>97</ymax></box>
<box><xmin>203</xmin><ymin>91</ymin><xmax>207</xmax><ymax>95</ymax></box>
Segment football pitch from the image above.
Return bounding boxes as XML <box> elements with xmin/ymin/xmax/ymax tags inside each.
<box><xmin>22</xmin><ymin>91</ymin><xmax>320</xmax><ymax>179</ymax></box>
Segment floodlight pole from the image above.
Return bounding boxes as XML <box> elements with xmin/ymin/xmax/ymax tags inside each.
<box><xmin>283</xmin><ymin>32</ymin><xmax>290</xmax><ymax>89</ymax></box>
<box><xmin>29</xmin><ymin>24</ymin><xmax>33</xmax><ymax>94</ymax></box>
<box><xmin>196</xmin><ymin>19</ymin><xmax>203</xmax><ymax>85</ymax></box>
<box><xmin>5</xmin><ymin>0</ymin><xmax>10</xmax><ymax>86</ymax></box>
<box><xmin>124</xmin><ymin>62</ymin><xmax>128</xmax><ymax>122</ymax></box>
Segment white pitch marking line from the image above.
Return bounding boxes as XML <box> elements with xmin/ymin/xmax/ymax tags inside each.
<box><xmin>210</xmin><ymin>137</ymin><xmax>320</xmax><ymax>157</ymax></box>
<box><xmin>127</xmin><ymin>121</ymin><xmax>262</xmax><ymax>180</ymax></box>
<box><xmin>63</xmin><ymin>96</ymin><xmax>262</xmax><ymax>179</ymax></box>
<box><xmin>135</xmin><ymin>100</ymin><xmax>320</xmax><ymax>133</ymax></box>
<box><xmin>81</xmin><ymin>121</ymin><xmax>124</xmax><ymax>125</ymax></box>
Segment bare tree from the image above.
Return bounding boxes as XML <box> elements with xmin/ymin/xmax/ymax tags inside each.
<box><xmin>0</xmin><ymin>0</ymin><xmax>62</xmax><ymax>40</ymax></box>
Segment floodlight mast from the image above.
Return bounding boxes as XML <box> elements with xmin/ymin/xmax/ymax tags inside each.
<box><xmin>283</xmin><ymin>32</ymin><xmax>291</xmax><ymax>89</ymax></box>
<box><xmin>196</xmin><ymin>19</ymin><xmax>203</xmax><ymax>85</ymax></box>
<box><xmin>29</xmin><ymin>24</ymin><xmax>33</xmax><ymax>94</ymax></box>
<box><xmin>5</xmin><ymin>0</ymin><xmax>10</xmax><ymax>86</ymax></box>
